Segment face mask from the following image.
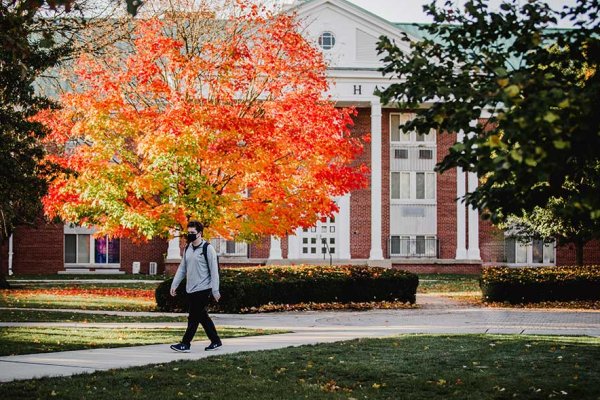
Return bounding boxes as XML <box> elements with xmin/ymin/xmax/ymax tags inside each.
<box><xmin>186</xmin><ymin>233</ymin><xmax>198</xmax><ymax>242</ymax></box>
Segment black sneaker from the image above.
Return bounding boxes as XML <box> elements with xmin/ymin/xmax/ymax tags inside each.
<box><xmin>170</xmin><ymin>343</ymin><xmax>190</xmax><ymax>353</ymax></box>
<box><xmin>204</xmin><ymin>342</ymin><xmax>222</xmax><ymax>351</ymax></box>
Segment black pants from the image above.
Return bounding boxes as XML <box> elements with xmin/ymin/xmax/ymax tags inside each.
<box><xmin>182</xmin><ymin>289</ymin><xmax>221</xmax><ymax>345</ymax></box>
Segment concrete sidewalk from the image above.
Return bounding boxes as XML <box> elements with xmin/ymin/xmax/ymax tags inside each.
<box><xmin>1</xmin><ymin>296</ymin><xmax>599</xmax><ymax>383</ymax></box>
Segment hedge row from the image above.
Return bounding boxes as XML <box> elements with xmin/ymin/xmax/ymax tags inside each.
<box><xmin>480</xmin><ymin>266</ymin><xmax>600</xmax><ymax>303</ymax></box>
<box><xmin>155</xmin><ymin>265</ymin><xmax>418</xmax><ymax>313</ymax></box>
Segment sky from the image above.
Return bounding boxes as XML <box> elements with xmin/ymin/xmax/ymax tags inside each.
<box><xmin>283</xmin><ymin>0</ymin><xmax>579</xmax><ymax>27</ymax></box>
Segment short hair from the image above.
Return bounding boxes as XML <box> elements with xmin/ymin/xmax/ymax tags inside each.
<box><xmin>187</xmin><ymin>220</ymin><xmax>204</xmax><ymax>234</ymax></box>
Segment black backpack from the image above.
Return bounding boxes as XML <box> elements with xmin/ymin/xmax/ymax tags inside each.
<box><xmin>184</xmin><ymin>241</ymin><xmax>220</xmax><ymax>275</ymax></box>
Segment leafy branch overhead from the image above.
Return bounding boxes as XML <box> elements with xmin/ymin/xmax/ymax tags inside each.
<box><xmin>376</xmin><ymin>0</ymin><xmax>600</xmax><ymax>225</ymax></box>
<box><xmin>37</xmin><ymin>2</ymin><xmax>368</xmax><ymax>241</ymax></box>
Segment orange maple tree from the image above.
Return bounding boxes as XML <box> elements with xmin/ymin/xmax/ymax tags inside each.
<box><xmin>36</xmin><ymin>1</ymin><xmax>368</xmax><ymax>241</ymax></box>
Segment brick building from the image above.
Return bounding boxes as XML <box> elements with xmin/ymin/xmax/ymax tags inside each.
<box><xmin>3</xmin><ymin>0</ymin><xmax>599</xmax><ymax>276</ymax></box>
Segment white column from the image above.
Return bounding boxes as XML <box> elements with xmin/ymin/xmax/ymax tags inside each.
<box><xmin>8</xmin><ymin>233</ymin><xmax>14</xmax><ymax>276</ymax></box>
<box><xmin>337</xmin><ymin>194</ymin><xmax>351</xmax><ymax>260</ymax></box>
<box><xmin>287</xmin><ymin>228</ymin><xmax>301</xmax><ymax>260</ymax></box>
<box><xmin>369</xmin><ymin>99</ymin><xmax>384</xmax><ymax>260</ymax></box>
<box><xmin>467</xmin><ymin>171</ymin><xmax>481</xmax><ymax>260</ymax></box>
<box><xmin>166</xmin><ymin>232</ymin><xmax>182</xmax><ymax>261</ymax></box>
<box><xmin>268</xmin><ymin>236</ymin><xmax>283</xmax><ymax>260</ymax></box>
<box><xmin>455</xmin><ymin>131</ymin><xmax>468</xmax><ymax>260</ymax></box>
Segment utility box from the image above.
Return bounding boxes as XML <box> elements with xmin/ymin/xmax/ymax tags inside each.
<box><xmin>149</xmin><ymin>262</ymin><xmax>158</xmax><ymax>275</ymax></box>
<box><xmin>132</xmin><ymin>261</ymin><xmax>141</xmax><ymax>274</ymax></box>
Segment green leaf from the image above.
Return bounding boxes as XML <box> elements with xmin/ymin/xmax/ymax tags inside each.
<box><xmin>504</xmin><ymin>85</ymin><xmax>520</xmax><ymax>98</ymax></box>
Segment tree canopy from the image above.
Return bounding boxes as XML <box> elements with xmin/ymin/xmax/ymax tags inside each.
<box><xmin>376</xmin><ymin>0</ymin><xmax>600</xmax><ymax>228</ymax></box>
<box><xmin>37</xmin><ymin>3</ymin><xmax>368</xmax><ymax>241</ymax></box>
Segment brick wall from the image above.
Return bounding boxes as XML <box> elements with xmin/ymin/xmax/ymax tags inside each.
<box><xmin>479</xmin><ymin>218</ymin><xmax>506</xmax><ymax>263</ymax></box>
<box><xmin>120</xmin><ymin>237</ymin><xmax>168</xmax><ymax>274</ymax></box>
<box><xmin>249</xmin><ymin>236</ymin><xmax>270</xmax><ymax>259</ymax></box>
<box><xmin>381</xmin><ymin>109</ymin><xmax>391</xmax><ymax>258</ymax></box>
<box><xmin>437</xmin><ymin>131</ymin><xmax>458</xmax><ymax>260</ymax></box>
<box><xmin>11</xmin><ymin>224</ymin><xmax>64</xmax><ymax>275</ymax></box>
<box><xmin>556</xmin><ymin>240</ymin><xmax>600</xmax><ymax>265</ymax></box>
<box><xmin>350</xmin><ymin>108</ymin><xmax>372</xmax><ymax>259</ymax></box>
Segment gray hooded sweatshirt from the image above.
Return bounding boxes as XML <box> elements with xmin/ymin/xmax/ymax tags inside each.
<box><xmin>170</xmin><ymin>241</ymin><xmax>220</xmax><ymax>297</ymax></box>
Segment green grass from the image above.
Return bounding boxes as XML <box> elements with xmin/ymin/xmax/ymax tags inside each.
<box><xmin>417</xmin><ymin>274</ymin><xmax>481</xmax><ymax>294</ymax></box>
<box><xmin>0</xmin><ymin>309</ymin><xmax>187</xmax><ymax>323</ymax></box>
<box><xmin>1</xmin><ymin>334</ymin><xmax>598</xmax><ymax>399</ymax></box>
<box><xmin>0</xmin><ymin>292</ymin><xmax>155</xmax><ymax>312</ymax></box>
<box><xmin>0</xmin><ymin>326</ymin><xmax>283</xmax><ymax>356</ymax></box>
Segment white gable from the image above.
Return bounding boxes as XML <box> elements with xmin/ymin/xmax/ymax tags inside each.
<box><xmin>291</xmin><ymin>0</ymin><xmax>412</xmax><ymax>69</ymax></box>
<box><xmin>289</xmin><ymin>0</ymin><xmax>413</xmax><ymax>102</ymax></box>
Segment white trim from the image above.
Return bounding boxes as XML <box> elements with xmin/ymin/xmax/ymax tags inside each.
<box><xmin>467</xmin><ymin>171</ymin><xmax>481</xmax><ymax>260</ymax></box>
<box><xmin>287</xmin><ymin>228</ymin><xmax>302</xmax><ymax>259</ymax></box>
<box><xmin>8</xmin><ymin>234</ymin><xmax>14</xmax><ymax>276</ymax></box>
<box><xmin>455</xmin><ymin>130</ymin><xmax>468</xmax><ymax>259</ymax></box>
<box><xmin>269</xmin><ymin>236</ymin><xmax>283</xmax><ymax>260</ymax></box>
<box><xmin>369</xmin><ymin>99</ymin><xmax>384</xmax><ymax>260</ymax></box>
<box><xmin>166</xmin><ymin>232</ymin><xmax>182</xmax><ymax>261</ymax></box>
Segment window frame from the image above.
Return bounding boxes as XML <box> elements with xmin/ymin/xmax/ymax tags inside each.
<box><xmin>64</xmin><ymin>225</ymin><xmax>121</xmax><ymax>267</ymax></box>
<box><xmin>504</xmin><ymin>237</ymin><xmax>556</xmax><ymax>266</ymax></box>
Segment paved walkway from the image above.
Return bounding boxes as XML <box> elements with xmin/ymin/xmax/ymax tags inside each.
<box><xmin>1</xmin><ymin>294</ymin><xmax>599</xmax><ymax>383</ymax></box>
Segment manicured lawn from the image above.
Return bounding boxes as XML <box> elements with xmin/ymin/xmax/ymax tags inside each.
<box><xmin>1</xmin><ymin>334</ymin><xmax>598</xmax><ymax>399</ymax></box>
<box><xmin>418</xmin><ymin>274</ymin><xmax>481</xmax><ymax>294</ymax></box>
<box><xmin>0</xmin><ymin>289</ymin><xmax>156</xmax><ymax>312</ymax></box>
<box><xmin>0</xmin><ymin>326</ymin><xmax>283</xmax><ymax>356</ymax></box>
<box><xmin>0</xmin><ymin>309</ymin><xmax>187</xmax><ymax>323</ymax></box>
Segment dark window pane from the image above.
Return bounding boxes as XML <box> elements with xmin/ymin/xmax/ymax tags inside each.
<box><xmin>416</xmin><ymin>236</ymin><xmax>425</xmax><ymax>254</ymax></box>
<box><xmin>505</xmin><ymin>238</ymin><xmax>515</xmax><ymax>263</ymax></box>
<box><xmin>95</xmin><ymin>236</ymin><xmax>107</xmax><ymax>264</ymax></box>
<box><xmin>416</xmin><ymin>173</ymin><xmax>425</xmax><ymax>199</ymax></box>
<box><xmin>108</xmin><ymin>238</ymin><xmax>120</xmax><ymax>263</ymax></box>
<box><xmin>391</xmin><ymin>236</ymin><xmax>400</xmax><ymax>254</ymax></box>
<box><xmin>532</xmin><ymin>239</ymin><xmax>543</xmax><ymax>263</ymax></box>
<box><xmin>65</xmin><ymin>234</ymin><xmax>76</xmax><ymax>263</ymax></box>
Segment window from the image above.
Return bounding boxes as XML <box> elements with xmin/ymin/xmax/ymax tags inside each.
<box><xmin>419</xmin><ymin>149</ymin><xmax>433</xmax><ymax>159</ymax></box>
<box><xmin>505</xmin><ymin>237</ymin><xmax>555</xmax><ymax>264</ymax></box>
<box><xmin>391</xmin><ymin>172</ymin><xmax>411</xmax><ymax>199</ymax></box>
<box><xmin>393</xmin><ymin>172</ymin><xmax>434</xmax><ymax>200</ymax></box>
<box><xmin>64</xmin><ymin>233</ymin><xmax>120</xmax><ymax>264</ymax></box>
<box><xmin>394</xmin><ymin>149</ymin><xmax>408</xmax><ymax>159</ymax></box>
<box><xmin>94</xmin><ymin>236</ymin><xmax>120</xmax><ymax>264</ymax></box>
<box><xmin>391</xmin><ymin>114</ymin><xmax>435</xmax><ymax>143</ymax></box>
<box><xmin>65</xmin><ymin>234</ymin><xmax>90</xmax><ymax>263</ymax></box>
<box><xmin>390</xmin><ymin>235</ymin><xmax>437</xmax><ymax>257</ymax></box>
<box><xmin>318</xmin><ymin>31</ymin><xmax>336</xmax><ymax>50</ymax></box>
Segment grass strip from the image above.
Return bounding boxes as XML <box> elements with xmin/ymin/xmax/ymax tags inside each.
<box><xmin>0</xmin><ymin>309</ymin><xmax>187</xmax><ymax>323</ymax></box>
<box><xmin>417</xmin><ymin>274</ymin><xmax>481</xmax><ymax>293</ymax></box>
<box><xmin>0</xmin><ymin>334</ymin><xmax>598</xmax><ymax>399</ymax></box>
<box><xmin>0</xmin><ymin>292</ymin><xmax>155</xmax><ymax>312</ymax></box>
<box><xmin>0</xmin><ymin>326</ymin><xmax>283</xmax><ymax>356</ymax></box>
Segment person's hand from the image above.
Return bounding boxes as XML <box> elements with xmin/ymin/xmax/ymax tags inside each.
<box><xmin>213</xmin><ymin>292</ymin><xmax>221</xmax><ymax>302</ymax></box>
<box><xmin>170</xmin><ymin>288</ymin><xmax>177</xmax><ymax>297</ymax></box>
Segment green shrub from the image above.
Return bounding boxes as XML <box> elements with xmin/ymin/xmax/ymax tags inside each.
<box><xmin>155</xmin><ymin>265</ymin><xmax>418</xmax><ymax>313</ymax></box>
<box><xmin>480</xmin><ymin>265</ymin><xmax>600</xmax><ymax>303</ymax></box>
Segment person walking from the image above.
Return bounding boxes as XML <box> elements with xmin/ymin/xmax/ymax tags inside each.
<box><xmin>169</xmin><ymin>221</ymin><xmax>222</xmax><ymax>352</ymax></box>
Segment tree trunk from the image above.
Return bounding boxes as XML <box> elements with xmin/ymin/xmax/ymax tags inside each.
<box><xmin>0</xmin><ymin>236</ymin><xmax>9</xmax><ymax>289</ymax></box>
<box><xmin>575</xmin><ymin>239</ymin><xmax>585</xmax><ymax>266</ymax></box>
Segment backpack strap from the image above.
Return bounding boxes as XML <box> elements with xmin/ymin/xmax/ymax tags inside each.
<box><xmin>202</xmin><ymin>241</ymin><xmax>210</xmax><ymax>269</ymax></box>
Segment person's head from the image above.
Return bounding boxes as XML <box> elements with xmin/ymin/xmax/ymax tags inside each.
<box><xmin>186</xmin><ymin>221</ymin><xmax>204</xmax><ymax>242</ymax></box>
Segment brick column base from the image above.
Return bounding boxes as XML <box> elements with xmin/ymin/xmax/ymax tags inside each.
<box><xmin>164</xmin><ymin>260</ymin><xmax>180</xmax><ymax>276</ymax></box>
